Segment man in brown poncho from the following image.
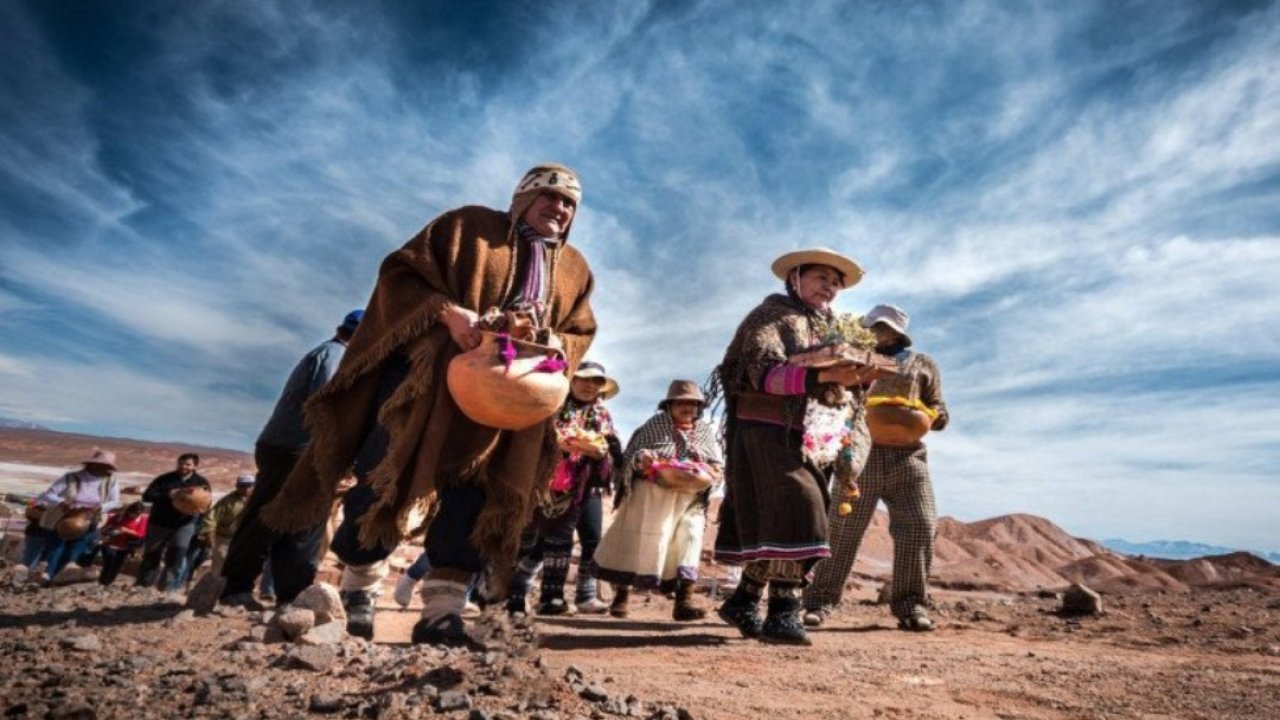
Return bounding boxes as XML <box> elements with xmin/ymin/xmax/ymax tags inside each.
<box><xmin>260</xmin><ymin>164</ymin><xmax>596</xmax><ymax>645</ymax></box>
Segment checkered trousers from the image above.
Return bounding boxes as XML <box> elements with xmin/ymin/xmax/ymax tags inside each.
<box><xmin>803</xmin><ymin>443</ymin><xmax>936</xmax><ymax>619</ymax></box>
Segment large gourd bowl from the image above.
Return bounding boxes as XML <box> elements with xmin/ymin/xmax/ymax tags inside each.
<box><xmin>447</xmin><ymin>331</ymin><xmax>570</xmax><ymax>431</ymax></box>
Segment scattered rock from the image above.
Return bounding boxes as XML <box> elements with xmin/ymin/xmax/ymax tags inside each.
<box><xmin>436</xmin><ymin>691</ymin><xmax>472</xmax><ymax>712</ymax></box>
<box><xmin>275</xmin><ymin>608</ymin><xmax>317</xmax><ymax>640</ymax></box>
<box><xmin>293</xmin><ymin>584</ymin><xmax>345</xmax><ymax>624</ymax></box>
<box><xmin>298</xmin><ymin>621</ymin><xmax>347</xmax><ymax>646</ymax></box>
<box><xmin>166</xmin><ymin>609</ymin><xmax>197</xmax><ymax>626</ymax></box>
<box><xmin>263</xmin><ymin>624</ymin><xmax>286</xmax><ymax>644</ymax></box>
<box><xmin>285</xmin><ymin>645</ymin><xmax>338</xmax><ymax>672</ymax></box>
<box><xmin>46</xmin><ymin>705</ymin><xmax>95</xmax><ymax>720</ymax></box>
<box><xmin>580</xmin><ymin>683</ymin><xmax>610</xmax><ymax>702</ymax></box>
<box><xmin>1060</xmin><ymin>584</ymin><xmax>1103</xmax><ymax>616</ymax></box>
<box><xmin>308</xmin><ymin>694</ymin><xmax>343</xmax><ymax>714</ymax></box>
<box><xmin>59</xmin><ymin>633</ymin><xmax>102</xmax><ymax>653</ymax></box>
<box><xmin>185</xmin><ymin>573</ymin><xmax>226</xmax><ymax>615</ymax></box>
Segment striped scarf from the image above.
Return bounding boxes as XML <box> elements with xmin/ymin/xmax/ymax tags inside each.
<box><xmin>511</xmin><ymin>222</ymin><xmax>555</xmax><ymax>313</ymax></box>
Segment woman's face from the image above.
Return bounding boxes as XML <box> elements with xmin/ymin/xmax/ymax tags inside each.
<box><xmin>790</xmin><ymin>265</ymin><xmax>844</xmax><ymax>311</ymax></box>
<box><xmin>667</xmin><ymin>400</ymin><xmax>701</xmax><ymax>425</ymax></box>
<box><xmin>570</xmin><ymin>377</ymin><xmax>605</xmax><ymax>403</ymax></box>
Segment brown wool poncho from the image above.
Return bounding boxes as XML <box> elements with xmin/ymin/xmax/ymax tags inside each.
<box><xmin>261</xmin><ymin>203</ymin><xmax>596</xmax><ymax>576</ymax></box>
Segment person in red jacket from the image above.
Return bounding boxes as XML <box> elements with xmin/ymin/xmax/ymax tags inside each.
<box><xmin>99</xmin><ymin>502</ymin><xmax>149</xmax><ymax>586</ymax></box>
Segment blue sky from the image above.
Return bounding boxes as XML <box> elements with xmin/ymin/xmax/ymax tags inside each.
<box><xmin>2</xmin><ymin>1</ymin><xmax>1278</xmax><ymax>553</ymax></box>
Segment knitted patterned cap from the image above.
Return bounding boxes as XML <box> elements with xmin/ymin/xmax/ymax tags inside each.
<box><xmin>512</xmin><ymin>163</ymin><xmax>582</xmax><ymax>206</ymax></box>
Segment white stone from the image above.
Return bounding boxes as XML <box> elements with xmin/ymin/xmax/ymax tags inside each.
<box><xmin>293</xmin><ymin>583</ymin><xmax>346</xmax><ymax>624</ymax></box>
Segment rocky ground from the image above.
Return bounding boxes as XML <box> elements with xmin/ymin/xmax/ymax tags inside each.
<box><xmin>1</xmin><ymin>565</ymin><xmax>1276</xmax><ymax>720</ymax></box>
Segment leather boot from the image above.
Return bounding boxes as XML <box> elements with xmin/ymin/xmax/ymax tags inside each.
<box><xmin>609</xmin><ymin>583</ymin><xmax>631</xmax><ymax>618</ymax></box>
<box><xmin>672</xmin><ymin>579</ymin><xmax>707</xmax><ymax>621</ymax></box>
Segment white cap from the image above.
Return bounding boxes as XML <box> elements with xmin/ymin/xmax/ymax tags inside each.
<box><xmin>860</xmin><ymin>304</ymin><xmax>912</xmax><ymax>347</ymax></box>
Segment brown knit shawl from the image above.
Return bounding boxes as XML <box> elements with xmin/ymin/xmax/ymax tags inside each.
<box><xmin>716</xmin><ymin>294</ymin><xmax>827</xmax><ymax>412</ymax></box>
<box><xmin>260</xmin><ymin>204</ymin><xmax>596</xmax><ymax>578</ymax></box>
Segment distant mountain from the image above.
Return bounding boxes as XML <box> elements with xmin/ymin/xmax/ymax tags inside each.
<box><xmin>0</xmin><ymin>417</ymin><xmax>48</xmax><ymax>431</ymax></box>
<box><xmin>1104</xmin><ymin>538</ymin><xmax>1280</xmax><ymax>564</ymax></box>
<box><xmin>0</xmin><ymin>426</ymin><xmax>253</xmax><ymax>489</ymax></box>
<box><xmin>839</xmin><ymin>513</ymin><xmax>1279</xmax><ymax>593</ymax></box>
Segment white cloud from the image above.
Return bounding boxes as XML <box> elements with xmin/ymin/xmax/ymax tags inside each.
<box><xmin>2</xmin><ymin>0</ymin><xmax>1279</xmax><ymax>551</ymax></box>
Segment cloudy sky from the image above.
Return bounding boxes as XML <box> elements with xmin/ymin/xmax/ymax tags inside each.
<box><xmin>2</xmin><ymin>1</ymin><xmax>1278</xmax><ymax>552</ymax></box>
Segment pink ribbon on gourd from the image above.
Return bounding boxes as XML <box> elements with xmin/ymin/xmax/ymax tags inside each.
<box><xmin>497</xmin><ymin>332</ymin><xmax>566</xmax><ymax>375</ymax></box>
<box><xmin>498</xmin><ymin>333</ymin><xmax>517</xmax><ymax>373</ymax></box>
<box><xmin>533</xmin><ymin>355</ymin><xmax>568</xmax><ymax>373</ymax></box>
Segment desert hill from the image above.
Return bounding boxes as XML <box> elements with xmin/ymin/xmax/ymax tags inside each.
<box><xmin>0</xmin><ymin>426</ymin><xmax>254</xmax><ymax>492</ymax></box>
<box><xmin>833</xmin><ymin>510</ymin><xmax>1278</xmax><ymax>594</ymax></box>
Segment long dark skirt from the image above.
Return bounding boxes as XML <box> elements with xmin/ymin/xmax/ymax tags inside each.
<box><xmin>714</xmin><ymin>422</ymin><xmax>832</xmax><ymax>565</ymax></box>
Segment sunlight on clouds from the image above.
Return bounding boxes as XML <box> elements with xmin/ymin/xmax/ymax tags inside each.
<box><xmin>2</xmin><ymin>0</ymin><xmax>1279</xmax><ymax>551</ymax></box>
<box><xmin>0</xmin><ymin>354</ymin><xmax>32</xmax><ymax>377</ymax></box>
<box><xmin>2</xmin><ymin>246</ymin><xmax>299</xmax><ymax>354</ymax></box>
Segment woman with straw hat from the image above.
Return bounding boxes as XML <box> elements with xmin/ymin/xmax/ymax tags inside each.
<box><xmin>711</xmin><ymin>248</ymin><xmax>884</xmax><ymax>645</ymax></box>
<box><xmin>506</xmin><ymin>360</ymin><xmax>623</xmax><ymax>617</ymax></box>
<box><xmin>593</xmin><ymin>379</ymin><xmax>724</xmax><ymax>621</ymax></box>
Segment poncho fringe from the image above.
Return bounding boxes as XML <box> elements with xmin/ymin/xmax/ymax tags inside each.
<box><xmin>260</xmin><ymin>204</ymin><xmax>595</xmax><ymax>582</ymax></box>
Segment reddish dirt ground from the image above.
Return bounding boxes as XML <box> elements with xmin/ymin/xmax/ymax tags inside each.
<box><xmin>373</xmin><ymin>582</ymin><xmax>1280</xmax><ymax>720</ymax></box>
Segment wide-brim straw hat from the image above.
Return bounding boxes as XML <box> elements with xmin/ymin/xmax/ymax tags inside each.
<box><xmin>573</xmin><ymin>360</ymin><xmax>619</xmax><ymax>400</ymax></box>
<box><xmin>658</xmin><ymin>379</ymin><xmax>706</xmax><ymax>409</ymax></box>
<box><xmin>81</xmin><ymin>449</ymin><xmax>117</xmax><ymax>472</ymax></box>
<box><xmin>771</xmin><ymin>247</ymin><xmax>864</xmax><ymax>288</ymax></box>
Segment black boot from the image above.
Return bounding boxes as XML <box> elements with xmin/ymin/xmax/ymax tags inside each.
<box><xmin>716</xmin><ymin>587</ymin><xmax>763</xmax><ymax>638</ymax></box>
<box><xmin>761</xmin><ymin>595</ymin><xmax>810</xmax><ymax>645</ymax></box>
<box><xmin>505</xmin><ymin>592</ymin><xmax>528</xmax><ymax>618</ymax></box>
<box><xmin>537</xmin><ymin>550</ymin><xmax>571</xmax><ymax>615</ymax></box>
<box><xmin>411</xmin><ymin>613</ymin><xmax>477</xmax><ymax>648</ymax></box>
<box><xmin>340</xmin><ymin>590</ymin><xmax>375</xmax><ymax>640</ymax></box>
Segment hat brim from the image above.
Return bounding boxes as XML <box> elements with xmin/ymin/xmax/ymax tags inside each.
<box><xmin>82</xmin><ymin>460</ymin><xmax>117</xmax><ymax>472</ymax></box>
<box><xmin>861</xmin><ymin>317</ymin><xmax>913</xmax><ymax>347</ymax></box>
<box><xmin>658</xmin><ymin>396</ymin><xmax>706</xmax><ymax>409</ymax></box>
<box><xmin>571</xmin><ymin>370</ymin><xmax>620</xmax><ymax>400</ymax></box>
<box><xmin>771</xmin><ymin>249</ymin><xmax>864</xmax><ymax>288</ymax></box>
